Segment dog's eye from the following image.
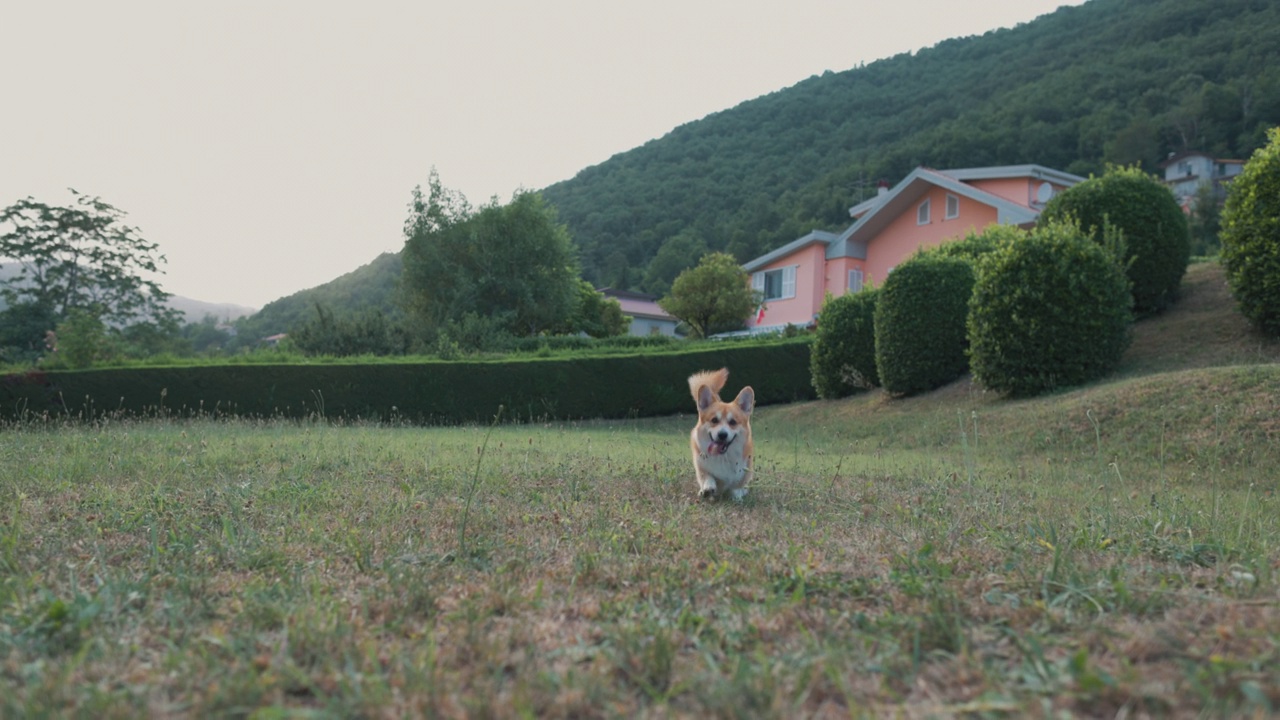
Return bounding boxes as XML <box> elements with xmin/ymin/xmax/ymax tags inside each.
<box><xmin>728</xmin><ymin>418</ymin><xmax>738</xmax><ymax>427</ymax></box>
<box><xmin>709</xmin><ymin>417</ymin><xmax>719</xmax><ymax>424</ymax></box>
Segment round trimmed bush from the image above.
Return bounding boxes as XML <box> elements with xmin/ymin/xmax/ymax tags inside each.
<box><xmin>1220</xmin><ymin>127</ymin><xmax>1280</xmax><ymax>335</ymax></box>
<box><xmin>874</xmin><ymin>254</ymin><xmax>975</xmax><ymax>396</ymax></box>
<box><xmin>1039</xmin><ymin>165</ymin><xmax>1189</xmax><ymax>316</ymax></box>
<box><xmin>810</xmin><ymin>287</ymin><xmax>880</xmax><ymax>398</ymax></box>
<box><xmin>927</xmin><ymin>223</ymin><xmax>1026</xmax><ymax>264</ymax></box>
<box><xmin>968</xmin><ymin>221</ymin><xmax>1133</xmax><ymax>397</ymax></box>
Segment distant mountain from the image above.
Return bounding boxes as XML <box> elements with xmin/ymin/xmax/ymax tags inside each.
<box><xmin>235</xmin><ymin>252</ymin><xmax>403</xmax><ymax>339</ymax></box>
<box><xmin>166</xmin><ymin>296</ymin><xmax>257</xmax><ymax>324</ymax></box>
<box><xmin>540</xmin><ymin>0</ymin><xmax>1280</xmax><ymax>291</ymax></box>
<box><xmin>240</xmin><ymin>0</ymin><xmax>1280</xmax><ymax>328</ymax></box>
<box><xmin>2</xmin><ymin>262</ymin><xmax>256</xmax><ymax>323</ymax></box>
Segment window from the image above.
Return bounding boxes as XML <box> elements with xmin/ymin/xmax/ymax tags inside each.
<box><xmin>752</xmin><ymin>266</ymin><xmax>796</xmax><ymax>301</ymax></box>
<box><xmin>848</xmin><ymin>268</ymin><xmax>863</xmax><ymax>294</ymax></box>
<box><xmin>945</xmin><ymin>194</ymin><xmax>959</xmax><ymax>220</ymax></box>
<box><xmin>917</xmin><ymin>198</ymin><xmax>931</xmax><ymax>225</ymax></box>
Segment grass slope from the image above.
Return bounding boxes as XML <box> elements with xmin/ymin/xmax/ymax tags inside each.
<box><xmin>2</xmin><ymin>261</ymin><xmax>1278</xmax><ymax>717</ymax></box>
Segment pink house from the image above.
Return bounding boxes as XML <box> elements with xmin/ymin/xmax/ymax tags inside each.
<box><xmin>742</xmin><ymin>164</ymin><xmax>1083</xmax><ymax>331</ymax></box>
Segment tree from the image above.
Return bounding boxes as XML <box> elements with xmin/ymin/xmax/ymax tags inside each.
<box><xmin>1219</xmin><ymin>127</ymin><xmax>1280</xmax><ymax>335</ymax></box>
<box><xmin>556</xmin><ymin>279</ymin><xmax>630</xmax><ymax>338</ymax></box>
<box><xmin>658</xmin><ymin>252</ymin><xmax>757</xmax><ymax>339</ymax></box>
<box><xmin>0</xmin><ymin>190</ymin><xmax>181</xmax><ymax>355</ymax></box>
<box><xmin>400</xmin><ymin>171</ymin><xmax>580</xmax><ymax>337</ymax></box>
<box><xmin>642</xmin><ymin>230</ymin><xmax>708</xmax><ymax>296</ymax></box>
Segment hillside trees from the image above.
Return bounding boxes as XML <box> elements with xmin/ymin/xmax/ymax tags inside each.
<box><xmin>539</xmin><ymin>0</ymin><xmax>1280</xmax><ymax>291</ymax></box>
<box><xmin>0</xmin><ymin>191</ymin><xmax>181</xmax><ymax>361</ymax></box>
<box><xmin>658</xmin><ymin>252</ymin><xmax>757</xmax><ymax>339</ymax></box>
<box><xmin>401</xmin><ymin>172</ymin><xmax>581</xmax><ymax>339</ymax></box>
<box><xmin>1219</xmin><ymin>127</ymin><xmax>1280</xmax><ymax>335</ymax></box>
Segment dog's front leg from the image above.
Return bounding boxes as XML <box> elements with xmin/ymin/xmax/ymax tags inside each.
<box><xmin>696</xmin><ymin>470</ymin><xmax>719</xmax><ymax>499</ymax></box>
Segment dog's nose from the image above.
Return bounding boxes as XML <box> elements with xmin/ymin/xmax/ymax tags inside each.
<box><xmin>715</xmin><ymin>429</ymin><xmax>728</xmax><ymax>441</ymax></box>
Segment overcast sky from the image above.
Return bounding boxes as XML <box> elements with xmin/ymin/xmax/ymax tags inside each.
<box><xmin>1</xmin><ymin>0</ymin><xmax>1086</xmax><ymax>310</ymax></box>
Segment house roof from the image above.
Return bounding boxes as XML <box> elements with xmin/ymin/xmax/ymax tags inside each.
<box><xmin>742</xmin><ymin>229</ymin><xmax>838</xmax><ymax>273</ymax></box>
<box><xmin>827</xmin><ymin>167</ymin><xmax>1046</xmax><ymax>261</ymax></box>
<box><xmin>599</xmin><ymin>288</ymin><xmax>677</xmax><ymax>322</ymax></box>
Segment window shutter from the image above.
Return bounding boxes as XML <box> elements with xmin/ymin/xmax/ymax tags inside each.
<box><xmin>917</xmin><ymin>199</ymin><xmax>930</xmax><ymax>225</ymax></box>
<box><xmin>751</xmin><ymin>272</ymin><xmax>765</xmax><ymax>293</ymax></box>
<box><xmin>848</xmin><ymin>268</ymin><xmax>863</xmax><ymax>293</ymax></box>
<box><xmin>782</xmin><ymin>266</ymin><xmax>797</xmax><ymax>299</ymax></box>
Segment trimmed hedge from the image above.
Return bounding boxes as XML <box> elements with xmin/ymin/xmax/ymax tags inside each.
<box><xmin>1220</xmin><ymin>127</ymin><xmax>1280</xmax><ymax>336</ymax></box>
<box><xmin>968</xmin><ymin>221</ymin><xmax>1132</xmax><ymax>397</ymax></box>
<box><xmin>0</xmin><ymin>340</ymin><xmax>814</xmax><ymax>424</ymax></box>
<box><xmin>810</xmin><ymin>288</ymin><xmax>880</xmax><ymax>399</ymax></box>
<box><xmin>1039</xmin><ymin>165</ymin><xmax>1189</xmax><ymax>316</ymax></box>
<box><xmin>874</xmin><ymin>254</ymin><xmax>975</xmax><ymax>396</ymax></box>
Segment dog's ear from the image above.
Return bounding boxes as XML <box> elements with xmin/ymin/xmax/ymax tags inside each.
<box><xmin>697</xmin><ymin>384</ymin><xmax>717</xmax><ymax>411</ymax></box>
<box><xmin>734</xmin><ymin>386</ymin><xmax>755</xmax><ymax>415</ymax></box>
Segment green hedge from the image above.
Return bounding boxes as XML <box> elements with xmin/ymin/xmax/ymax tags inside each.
<box><xmin>874</xmin><ymin>254</ymin><xmax>975</xmax><ymax>396</ymax></box>
<box><xmin>0</xmin><ymin>340</ymin><xmax>813</xmax><ymax>424</ymax></box>
<box><xmin>968</xmin><ymin>221</ymin><xmax>1132</xmax><ymax>397</ymax></box>
<box><xmin>810</xmin><ymin>288</ymin><xmax>880</xmax><ymax>399</ymax></box>
<box><xmin>1220</xmin><ymin>127</ymin><xmax>1280</xmax><ymax>336</ymax></box>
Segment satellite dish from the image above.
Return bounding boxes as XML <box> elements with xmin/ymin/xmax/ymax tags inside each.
<box><xmin>1036</xmin><ymin>182</ymin><xmax>1054</xmax><ymax>204</ymax></box>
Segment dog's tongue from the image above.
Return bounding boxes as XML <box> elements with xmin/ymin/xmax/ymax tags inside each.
<box><xmin>707</xmin><ymin>440</ymin><xmax>728</xmax><ymax>456</ymax></box>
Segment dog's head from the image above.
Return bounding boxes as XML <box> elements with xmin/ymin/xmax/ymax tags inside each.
<box><xmin>694</xmin><ymin>382</ymin><xmax>754</xmax><ymax>456</ymax></box>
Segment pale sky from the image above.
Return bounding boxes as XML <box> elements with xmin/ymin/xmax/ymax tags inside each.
<box><xmin>1</xmin><ymin>0</ymin><xmax>1087</xmax><ymax>310</ymax></box>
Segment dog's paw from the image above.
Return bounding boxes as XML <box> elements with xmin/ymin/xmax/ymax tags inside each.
<box><xmin>698</xmin><ymin>487</ymin><xmax>717</xmax><ymax>500</ymax></box>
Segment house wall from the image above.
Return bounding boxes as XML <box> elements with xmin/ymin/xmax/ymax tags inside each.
<box><xmin>863</xmin><ymin>187</ymin><xmax>997</xmax><ymax>286</ymax></box>
<box><xmin>749</xmin><ymin>242</ymin><xmax>826</xmax><ymax>328</ymax></box>
<box><xmin>826</xmin><ymin>256</ymin><xmax>867</xmax><ymax>297</ymax></box>
<box><xmin>968</xmin><ymin>177</ymin><xmax>1032</xmax><ymax>206</ymax></box>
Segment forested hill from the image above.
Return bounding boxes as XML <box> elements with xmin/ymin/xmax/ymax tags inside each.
<box><xmin>541</xmin><ymin>0</ymin><xmax>1280</xmax><ymax>294</ymax></box>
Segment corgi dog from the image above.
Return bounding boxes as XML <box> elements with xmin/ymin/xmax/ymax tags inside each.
<box><xmin>687</xmin><ymin>368</ymin><xmax>755</xmax><ymax>501</ymax></box>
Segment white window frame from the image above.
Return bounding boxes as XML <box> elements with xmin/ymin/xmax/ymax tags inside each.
<box><xmin>945</xmin><ymin>193</ymin><xmax>959</xmax><ymax>220</ymax></box>
<box><xmin>753</xmin><ymin>265</ymin><xmax>797</xmax><ymax>301</ymax></box>
<box><xmin>847</xmin><ymin>268</ymin><xmax>863</xmax><ymax>294</ymax></box>
<box><xmin>917</xmin><ymin>198</ymin><xmax>931</xmax><ymax>225</ymax></box>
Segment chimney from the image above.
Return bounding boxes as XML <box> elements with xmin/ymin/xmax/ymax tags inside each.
<box><xmin>877</xmin><ymin>179</ymin><xmax>890</xmax><ymax>197</ymax></box>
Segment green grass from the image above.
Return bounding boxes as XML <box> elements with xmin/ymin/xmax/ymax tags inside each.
<box><xmin>2</xmin><ymin>262</ymin><xmax>1279</xmax><ymax>717</ymax></box>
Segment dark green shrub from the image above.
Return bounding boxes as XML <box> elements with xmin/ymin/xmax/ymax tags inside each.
<box><xmin>1039</xmin><ymin>165</ymin><xmax>1189</xmax><ymax>316</ymax></box>
<box><xmin>968</xmin><ymin>221</ymin><xmax>1132</xmax><ymax>397</ymax></box>
<box><xmin>1220</xmin><ymin>127</ymin><xmax>1280</xmax><ymax>335</ymax></box>
<box><xmin>927</xmin><ymin>224</ymin><xmax>1025</xmax><ymax>263</ymax></box>
<box><xmin>810</xmin><ymin>288</ymin><xmax>880</xmax><ymax>399</ymax></box>
<box><xmin>874</xmin><ymin>255</ymin><xmax>974</xmax><ymax>396</ymax></box>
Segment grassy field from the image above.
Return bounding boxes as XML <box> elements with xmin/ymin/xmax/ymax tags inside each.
<box><xmin>3</xmin><ymin>262</ymin><xmax>1279</xmax><ymax>718</ymax></box>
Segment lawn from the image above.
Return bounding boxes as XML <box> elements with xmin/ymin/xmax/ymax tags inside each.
<box><xmin>2</xmin><ymin>262</ymin><xmax>1278</xmax><ymax>718</ymax></box>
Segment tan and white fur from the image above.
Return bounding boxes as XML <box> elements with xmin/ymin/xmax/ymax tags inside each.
<box><xmin>687</xmin><ymin>368</ymin><xmax>754</xmax><ymax>501</ymax></box>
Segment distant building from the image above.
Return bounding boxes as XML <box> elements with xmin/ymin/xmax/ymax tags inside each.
<box><xmin>599</xmin><ymin>288</ymin><xmax>681</xmax><ymax>337</ymax></box>
<box><xmin>1159</xmin><ymin>151</ymin><xmax>1245</xmax><ymax>210</ymax></box>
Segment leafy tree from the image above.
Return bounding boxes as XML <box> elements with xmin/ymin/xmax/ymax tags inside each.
<box><xmin>0</xmin><ymin>191</ymin><xmax>182</xmax><ymax>348</ymax></box>
<box><xmin>401</xmin><ymin>171</ymin><xmax>580</xmax><ymax>337</ymax></box>
<box><xmin>1219</xmin><ymin>126</ymin><xmax>1280</xmax><ymax>335</ymax></box>
<box><xmin>643</xmin><ymin>230</ymin><xmax>708</xmax><ymax>296</ymax></box>
<box><xmin>289</xmin><ymin>304</ymin><xmax>408</xmax><ymax>357</ymax></box>
<box><xmin>557</xmin><ymin>279</ymin><xmax>630</xmax><ymax>338</ymax></box>
<box><xmin>55</xmin><ymin>307</ymin><xmax>109</xmax><ymax>368</ymax></box>
<box><xmin>1188</xmin><ymin>181</ymin><xmax>1223</xmax><ymax>256</ymax></box>
<box><xmin>658</xmin><ymin>252</ymin><xmax>757</xmax><ymax>339</ymax></box>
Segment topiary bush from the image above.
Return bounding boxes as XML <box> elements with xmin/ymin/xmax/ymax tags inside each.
<box><xmin>874</xmin><ymin>254</ymin><xmax>974</xmax><ymax>396</ymax></box>
<box><xmin>1038</xmin><ymin>165</ymin><xmax>1189</xmax><ymax>316</ymax></box>
<box><xmin>1220</xmin><ymin>127</ymin><xmax>1280</xmax><ymax>336</ymax></box>
<box><xmin>927</xmin><ymin>223</ymin><xmax>1025</xmax><ymax>263</ymax></box>
<box><xmin>810</xmin><ymin>287</ymin><xmax>880</xmax><ymax>398</ymax></box>
<box><xmin>968</xmin><ymin>221</ymin><xmax>1133</xmax><ymax>397</ymax></box>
